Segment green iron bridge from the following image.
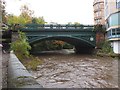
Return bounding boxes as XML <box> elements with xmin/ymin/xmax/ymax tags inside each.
<box><xmin>19</xmin><ymin>24</ymin><xmax>96</xmax><ymax>53</ymax></box>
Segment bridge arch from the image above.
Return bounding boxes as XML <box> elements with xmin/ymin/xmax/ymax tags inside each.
<box><xmin>19</xmin><ymin>24</ymin><xmax>96</xmax><ymax>53</ymax></box>
<box><xmin>29</xmin><ymin>35</ymin><xmax>95</xmax><ymax>53</ymax></box>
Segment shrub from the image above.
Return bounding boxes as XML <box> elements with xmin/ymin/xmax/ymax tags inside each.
<box><xmin>11</xmin><ymin>31</ymin><xmax>31</xmax><ymax>60</ymax></box>
<box><xmin>25</xmin><ymin>56</ymin><xmax>42</xmax><ymax>70</ymax></box>
<box><xmin>99</xmin><ymin>40</ymin><xmax>113</xmax><ymax>54</ymax></box>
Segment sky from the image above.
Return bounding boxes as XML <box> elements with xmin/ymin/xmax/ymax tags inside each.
<box><xmin>5</xmin><ymin>0</ymin><xmax>94</xmax><ymax>25</ymax></box>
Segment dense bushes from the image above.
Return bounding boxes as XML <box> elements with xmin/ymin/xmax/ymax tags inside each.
<box><xmin>11</xmin><ymin>31</ymin><xmax>31</xmax><ymax>60</ymax></box>
<box><xmin>98</xmin><ymin>40</ymin><xmax>113</xmax><ymax>54</ymax></box>
<box><xmin>31</xmin><ymin>40</ymin><xmax>73</xmax><ymax>52</ymax></box>
<box><xmin>11</xmin><ymin>31</ymin><xmax>43</xmax><ymax>70</ymax></box>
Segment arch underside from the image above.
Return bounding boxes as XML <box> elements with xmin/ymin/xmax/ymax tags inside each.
<box><xmin>28</xmin><ymin>36</ymin><xmax>96</xmax><ymax>53</ymax></box>
<box><xmin>28</xmin><ymin>36</ymin><xmax>95</xmax><ymax>48</ymax></box>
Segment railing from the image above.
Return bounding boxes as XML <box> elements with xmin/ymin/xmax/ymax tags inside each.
<box><xmin>19</xmin><ymin>24</ymin><xmax>94</xmax><ymax>31</ymax></box>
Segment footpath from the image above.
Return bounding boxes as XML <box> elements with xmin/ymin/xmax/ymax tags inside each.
<box><xmin>0</xmin><ymin>51</ymin><xmax>2</xmax><ymax>90</ymax></box>
<box><xmin>0</xmin><ymin>52</ymin><xmax>9</xmax><ymax>89</ymax></box>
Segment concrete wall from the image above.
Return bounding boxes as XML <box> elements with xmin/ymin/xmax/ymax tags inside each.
<box><xmin>8</xmin><ymin>52</ymin><xmax>43</xmax><ymax>88</ymax></box>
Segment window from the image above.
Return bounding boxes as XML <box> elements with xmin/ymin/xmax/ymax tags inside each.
<box><xmin>106</xmin><ymin>19</ymin><xmax>109</xmax><ymax>29</ymax></box>
<box><xmin>116</xmin><ymin>0</ymin><xmax>120</xmax><ymax>8</ymax></box>
<box><xmin>107</xmin><ymin>28</ymin><xmax>120</xmax><ymax>38</ymax></box>
<box><xmin>99</xmin><ymin>11</ymin><xmax>101</xmax><ymax>16</ymax></box>
<box><xmin>105</xmin><ymin>5</ymin><xmax>108</xmax><ymax>17</ymax></box>
<box><xmin>107</xmin><ymin>30</ymin><xmax>111</xmax><ymax>37</ymax></box>
<box><xmin>96</xmin><ymin>12</ymin><xmax>99</xmax><ymax>17</ymax></box>
<box><xmin>112</xmin><ymin>29</ymin><xmax>116</xmax><ymax>35</ymax></box>
<box><xmin>116</xmin><ymin>28</ymin><xmax>120</xmax><ymax>35</ymax></box>
<box><xmin>108</xmin><ymin>12</ymin><xmax>120</xmax><ymax>27</ymax></box>
<box><xmin>97</xmin><ymin>4</ymin><xmax>100</xmax><ymax>9</ymax></box>
<box><xmin>96</xmin><ymin>19</ymin><xmax>101</xmax><ymax>24</ymax></box>
<box><xmin>105</xmin><ymin>0</ymin><xmax>108</xmax><ymax>6</ymax></box>
<box><xmin>95</xmin><ymin>0</ymin><xmax>99</xmax><ymax>3</ymax></box>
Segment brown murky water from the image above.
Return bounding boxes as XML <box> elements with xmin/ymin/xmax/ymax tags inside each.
<box><xmin>29</xmin><ymin>49</ymin><xmax>118</xmax><ymax>88</ymax></box>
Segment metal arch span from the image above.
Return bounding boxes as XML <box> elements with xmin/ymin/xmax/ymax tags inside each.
<box><xmin>19</xmin><ymin>24</ymin><xmax>96</xmax><ymax>53</ymax></box>
<box><xmin>28</xmin><ymin>35</ymin><xmax>95</xmax><ymax>48</ymax></box>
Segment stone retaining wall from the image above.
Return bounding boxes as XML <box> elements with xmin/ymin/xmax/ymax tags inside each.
<box><xmin>8</xmin><ymin>52</ymin><xmax>43</xmax><ymax>88</ymax></box>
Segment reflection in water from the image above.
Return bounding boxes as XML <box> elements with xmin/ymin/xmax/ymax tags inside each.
<box><xmin>29</xmin><ymin>49</ymin><xmax>118</xmax><ymax>88</ymax></box>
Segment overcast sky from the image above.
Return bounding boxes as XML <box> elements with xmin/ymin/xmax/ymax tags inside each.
<box><xmin>5</xmin><ymin>0</ymin><xmax>94</xmax><ymax>25</ymax></box>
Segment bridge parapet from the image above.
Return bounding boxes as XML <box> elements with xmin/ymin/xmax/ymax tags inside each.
<box><xmin>19</xmin><ymin>24</ymin><xmax>94</xmax><ymax>31</ymax></box>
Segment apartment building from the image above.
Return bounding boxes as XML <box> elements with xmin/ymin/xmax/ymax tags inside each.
<box><xmin>93</xmin><ymin>0</ymin><xmax>105</xmax><ymax>48</ymax></box>
<box><xmin>0</xmin><ymin>0</ymin><xmax>2</xmax><ymax>29</ymax></box>
<box><xmin>93</xmin><ymin>0</ymin><xmax>105</xmax><ymax>25</ymax></box>
<box><xmin>104</xmin><ymin>0</ymin><xmax>120</xmax><ymax>54</ymax></box>
<box><xmin>0</xmin><ymin>0</ymin><xmax>5</xmax><ymax>28</ymax></box>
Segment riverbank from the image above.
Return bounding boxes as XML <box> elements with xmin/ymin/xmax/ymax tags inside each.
<box><xmin>96</xmin><ymin>52</ymin><xmax>120</xmax><ymax>58</ymax></box>
<box><xmin>21</xmin><ymin>49</ymin><xmax>120</xmax><ymax>72</ymax></box>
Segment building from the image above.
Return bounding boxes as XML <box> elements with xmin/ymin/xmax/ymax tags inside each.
<box><xmin>0</xmin><ymin>0</ymin><xmax>2</xmax><ymax>29</ymax></box>
<box><xmin>93</xmin><ymin>0</ymin><xmax>105</xmax><ymax>25</ymax></box>
<box><xmin>104</xmin><ymin>0</ymin><xmax>120</xmax><ymax>54</ymax></box>
<box><xmin>0</xmin><ymin>0</ymin><xmax>5</xmax><ymax>28</ymax></box>
<box><xmin>93</xmin><ymin>0</ymin><xmax>105</xmax><ymax>48</ymax></box>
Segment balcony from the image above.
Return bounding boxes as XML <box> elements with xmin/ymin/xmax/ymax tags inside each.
<box><xmin>94</xmin><ymin>16</ymin><xmax>102</xmax><ymax>20</ymax></box>
<box><xmin>93</xmin><ymin>0</ymin><xmax>104</xmax><ymax>6</ymax></box>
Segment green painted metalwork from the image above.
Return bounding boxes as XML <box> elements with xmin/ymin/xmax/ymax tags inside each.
<box><xmin>19</xmin><ymin>24</ymin><xmax>96</xmax><ymax>49</ymax></box>
<box><xmin>20</xmin><ymin>24</ymin><xmax>94</xmax><ymax>30</ymax></box>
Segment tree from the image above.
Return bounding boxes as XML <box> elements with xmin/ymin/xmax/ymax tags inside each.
<box><xmin>67</xmin><ymin>22</ymin><xmax>72</xmax><ymax>25</ymax></box>
<box><xmin>74</xmin><ymin>22</ymin><xmax>80</xmax><ymax>25</ymax></box>
<box><xmin>7</xmin><ymin>14</ymin><xmax>31</xmax><ymax>25</ymax></box>
<box><xmin>32</xmin><ymin>17</ymin><xmax>45</xmax><ymax>24</ymax></box>
<box><xmin>0</xmin><ymin>0</ymin><xmax>2</xmax><ymax>29</ymax></box>
<box><xmin>94</xmin><ymin>24</ymin><xmax>106</xmax><ymax>33</ymax></box>
<box><xmin>20</xmin><ymin>5</ymin><xmax>34</xmax><ymax>24</ymax></box>
<box><xmin>0</xmin><ymin>0</ymin><xmax>7</xmax><ymax>24</ymax></box>
<box><xmin>20</xmin><ymin>5</ymin><xmax>34</xmax><ymax>17</ymax></box>
<box><xmin>2</xmin><ymin>0</ymin><xmax>7</xmax><ymax>23</ymax></box>
<box><xmin>7</xmin><ymin>14</ymin><xmax>18</xmax><ymax>24</ymax></box>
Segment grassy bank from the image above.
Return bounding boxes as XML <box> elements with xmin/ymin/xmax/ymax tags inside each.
<box><xmin>21</xmin><ymin>55</ymin><xmax>43</xmax><ymax>71</ymax></box>
<box><xmin>96</xmin><ymin>52</ymin><xmax>119</xmax><ymax>58</ymax></box>
<box><xmin>96</xmin><ymin>40</ymin><xmax>120</xmax><ymax>58</ymax></box>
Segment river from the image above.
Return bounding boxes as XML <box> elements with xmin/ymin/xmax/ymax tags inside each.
<box><xmin>29</xmin><ymin>49</ymin><xmax>118</xmax><ymax>88</ymax></box>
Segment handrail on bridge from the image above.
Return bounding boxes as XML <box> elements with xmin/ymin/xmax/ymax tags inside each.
<box><xmin>17</xmin><ymin>24</ymin><xmax>94</xmax><ymax>31</ymax></box>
